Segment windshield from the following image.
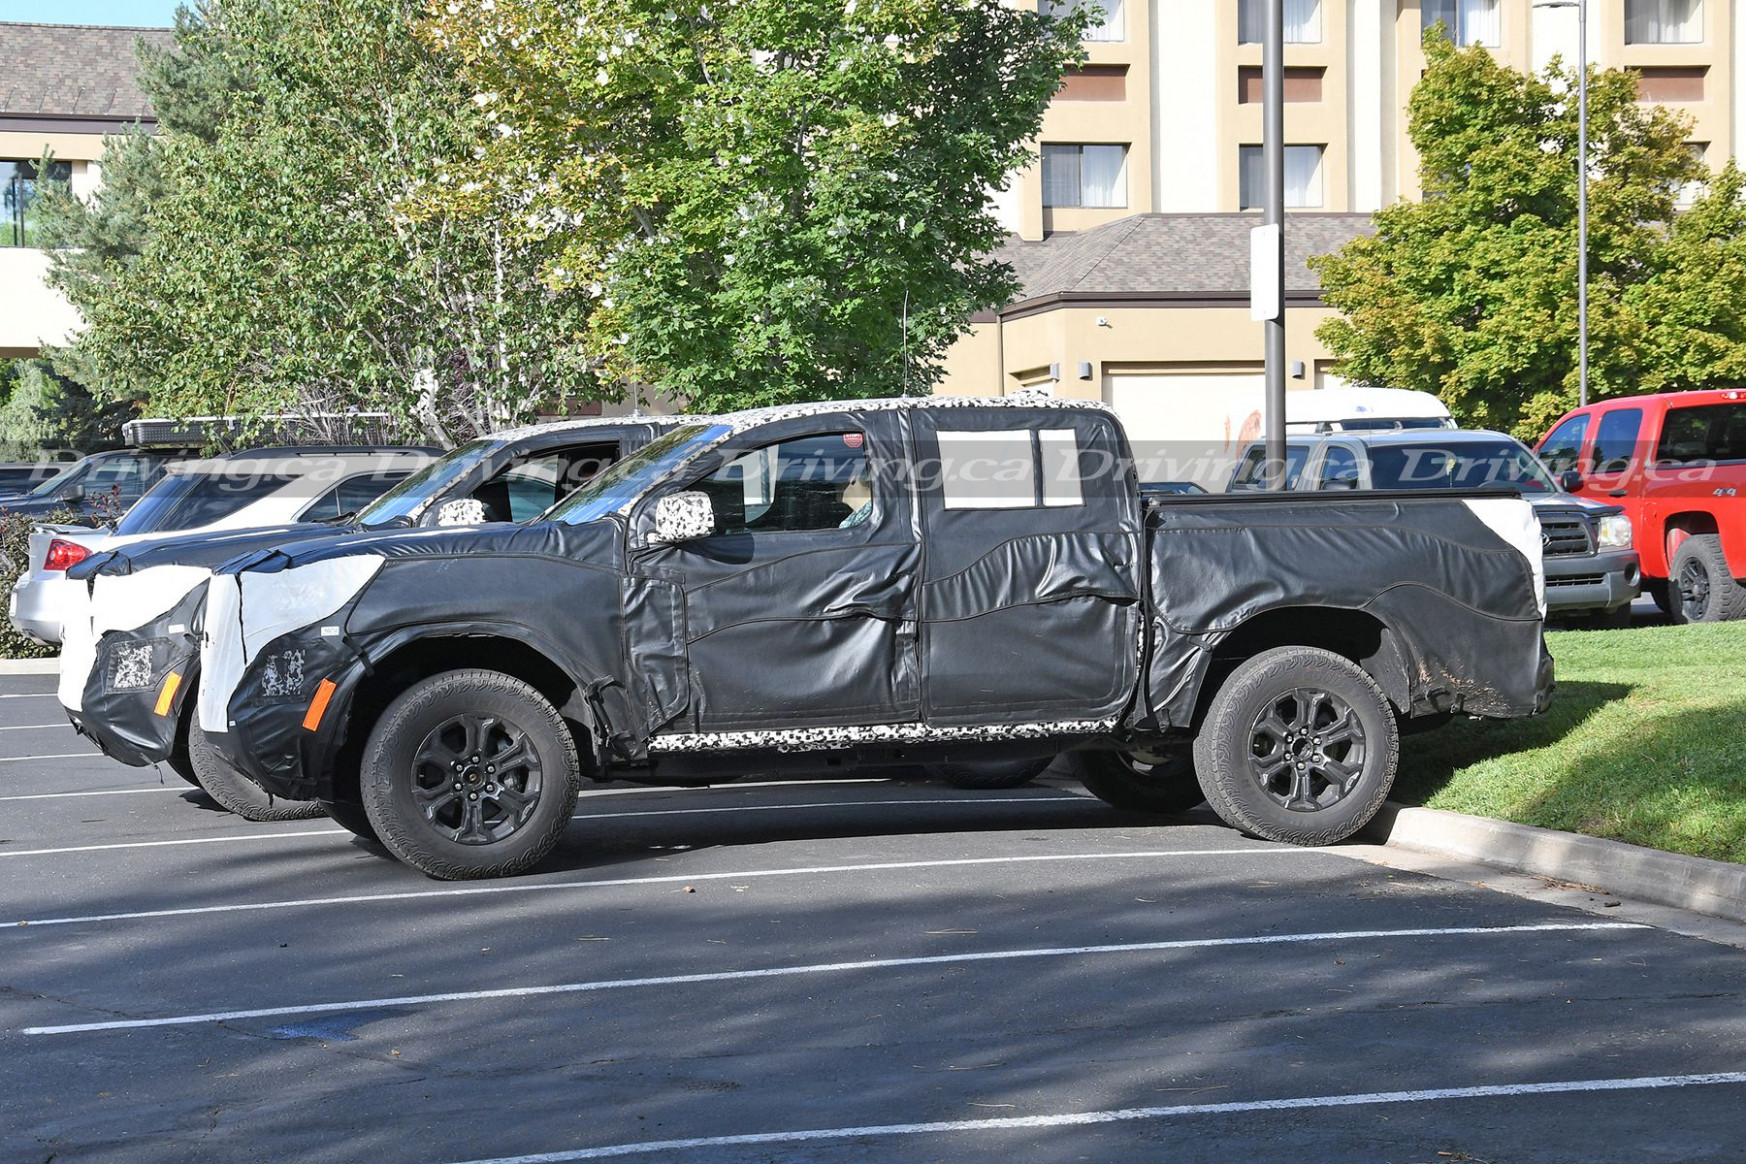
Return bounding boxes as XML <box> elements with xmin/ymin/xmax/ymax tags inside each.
<box><xmin>1364</xmin><ymin>440</ymin><xmax>1556</xmax><ymax>492</ymax></box>
<box><xmin>27</xmin><ymin>458</ymin><xmax>91</xmax><ymax>498</ymax></box>
<box><xmin>545</xmin><ymin>424</ymin><xmax>730</xmax><ymax>525</ymax></box>
<box><xmin>355</xmin><ymin>440</ymin><xmax>494</xmax><ymax>525</ymax></box>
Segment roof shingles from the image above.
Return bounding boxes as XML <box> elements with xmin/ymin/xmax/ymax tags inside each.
<box><xmin>0</xmin><ymin>22</ymin><xmax>172</xmax><ymax>120</ymax></box>
<box><xmin>991</xmin><ymin>213</ymin><xmax>1375</xmax><ymax>304</ymax></box>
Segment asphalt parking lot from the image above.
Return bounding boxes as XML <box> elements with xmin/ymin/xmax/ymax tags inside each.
<box><xmin>2</xmin><ymin>671</ymin><xmax>1745</xmax><ymax>1163</ymax></box>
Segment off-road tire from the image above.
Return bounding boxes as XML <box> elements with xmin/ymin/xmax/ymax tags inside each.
<box><xmin>1645</xmin><ymin>580</ymin><xmax>1673</xmax><ymax>617</ymax></box>
<box><xmin>1193</xmin><ymin>646</ymin><xmax>1398</xmax><ymax>846</ymax></box>
<box><xmin>189</xmin><ymin>721</ymin><xmax>325</xmax><ymax>821</ymax></box>
<box><xmin>927</xmin><ymin>756</ymin><xmax>1053</xmax><ymax>790</ymax></box>
<box><xmin>1669</xmin><ymin>534</ymin><xmax>1746</xmax><ymax>624</ymax></box>
<box><xmin>361</xmin><ymin>669</ymin><xmax>579</xmax><ymax>880</ymax></box>
<box><xmin>1072</xmin><ymin>747</ymin><xmax>1205</xmax><ymax>813</ymax></box>
<box><xmin>165</xmin><ymin>746</ymin><xmax>200</xmax><ymax>788</ymax></box>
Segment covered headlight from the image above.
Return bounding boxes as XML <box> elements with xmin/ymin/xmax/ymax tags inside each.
<box><xmin>1596</xmin><ymin>514</ymin><xmax>1633</xmax><ymax>550</ymax></box>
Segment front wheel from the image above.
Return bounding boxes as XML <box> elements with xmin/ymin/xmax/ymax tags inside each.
<box><xmin>361</xmin><ymin>670</ymin><xmax>580</xmax><ymax>880</ymax></box>
<box><xmin>1193</xmin><ymin>646</ymin><xmax>1398</xmax><ymax>847</ymax></box>
<box><xmin>189</xmin><ymin>721</ymin><xmax>325</xmax><ymax>821</ymax></box>
<box><xmin>1072</xmin><ymin>747</ymin><xmax>1204</xmax><ymax>813</ymax></box>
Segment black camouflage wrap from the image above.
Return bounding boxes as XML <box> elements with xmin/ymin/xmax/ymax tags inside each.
<box><xmin>198</xmin><ymin>400</ymin><xmax>1554</xmax><ymax>805</ymax></box>
<box><xmin>63</xmin><ymin>420</ymin><xmax>672</xmax><ymax>769</ymax></box>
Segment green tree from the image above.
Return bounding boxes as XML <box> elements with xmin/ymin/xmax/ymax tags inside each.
<box><xmin>1311</xmin><ymin>34</ymin><xmax>1708</xmax><ymax>437</ymax></box>
<box><xmin>38</xmin><ymin>0</ymin><xmax>592</xmax><ymax>445</ymax></box>
<box><xmin>422</xmin><ymin>0</ymin><xmax>1086</xmax><ymax>412</ymax></box>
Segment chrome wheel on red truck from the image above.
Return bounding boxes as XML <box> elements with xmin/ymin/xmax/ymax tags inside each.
<box><xmin>1194</xmin><ymin>646</ymin><xmax>1398</xmax><ymax>846</ymax></box>
<box><xmin>362</xmin><ymin>669</ymin><xmax>580</xmax><ymax>880</ymax></box>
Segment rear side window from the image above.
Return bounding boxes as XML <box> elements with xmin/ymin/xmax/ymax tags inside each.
<box><xmin>116</xmin><ymin>470</ymin><xmax>300</xmax><ymax>534</ymax></box>
<box><xmin>1656</xmin><ymin>403</ymin><xmax>1746</xmax><ymax>465</ymax></box>
<box><xmin>1316</xmin><ymin>445</ymin><xmax>1362</xmax><ymax>488</ymax></box>
<box><xmin>1590</xmin><ymin>408</ymin><xmax>1643</xmax><ymax>473</ymax></box>
<box><xmin>1538</xmin><ymin>414</ymin><xmax>1589</xmax><ymax>473</ymax></box>
<box><xmin>303</xmin><ymin>472</ymin><xmax>414</xmax><ymax>521</ymax></box>
<box><xmin>936</xmin><ymin>430</ymin><xmax>1084</xmax><ymax>509</ymax></box>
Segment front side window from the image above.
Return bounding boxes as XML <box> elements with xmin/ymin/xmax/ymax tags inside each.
<box><xmin>1317</xmin><ymin>445</ymin><xmax>1362</xmax><ymax>488</ymax></box>
<box><xmin>82</xmin><ymin>455</ymin><xmax>155</xmax><ymax>504</ymax></box>
<box><xmin>357</xmin><ymin>440</ymin><xmax>493</xmax><ymax>525</ymax></box>
<box><xmin>549</xmin><ymin>425</ymin><xmax>730</xmax><ymax>525</ymax></box>
<box><xmin>1229</xmin><ymin>444</ymin><xmax>1311</xmax><ymax>491</ymax></box>
<box><xmin>1626</xmin><ymin>0</ymin><xmax>1703</xmax><ymax>44</ymax></box>
<box><xmin>1238</xmin><ymin>0</ymin><xmax>1321</xmax><ymax>44</ymax></box>
<box><xmin>1040</xmin><ymin>0</ymin><xmax>1124</xmax><ymax>42</ymax></box>
<box><xmin>1423</xmin><ymin>0</ymin><xmax>1501</xmax><ymax>46</ymax></box>
<box><xmin>1590</xmin><ymin>409</ymin><xmax>1644</xmax><ymax>474</ymax></box>
<box><xmin>1042</xmin><ymin>144</ymin><xmax>1128</xmax><ymax>209</ymax></box>
<box><xmin>1239</xmin><ymin>144</ymin><xmax>1325</xmax><ymax>209</ymax></box>
<box><xmin>304</xmin><ymin>471</ymin><xmax>414</xmax><ymax>522</ymax></box>
<box><xmin>3</xmin><ymin>158</ymin><xmax>71</xmax><ymax>248</ymax></box>
<box><xmin>692</xmin><ymin>433</ymin><xmax>872</xmax><ymax>535</ymax></box>
<box><xmin>1539</xmin><ymin>414</ymin><xmax>1590</xmax><ymax>473</ymax></box>
<box><xmin>1655</xmin><ymin>402</ymin><xmax>1746</xmax><ymax>465</ymax></box>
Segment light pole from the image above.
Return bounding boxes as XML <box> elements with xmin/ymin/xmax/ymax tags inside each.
<box><xmin>1535</xmin><ymin>0</ymin><xmax>1589</xmax><ymax>408</ymax></box>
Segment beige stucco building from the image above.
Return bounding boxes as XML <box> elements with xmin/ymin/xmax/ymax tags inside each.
<box><xmin>942</xmin><ymin>0</ymin><xmax>1733</xmax><ymax>437</ymax></box>
<box><xmin>1</xmin><ymin>22</ymin><xmax>171</xmax><ymax>360</ymax></box>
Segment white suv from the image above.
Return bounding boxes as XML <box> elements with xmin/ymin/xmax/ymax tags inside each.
<box><xmin>10</xmin><ymin>445</ymin><xmax>437</xmax><ymax>645</ymax></box>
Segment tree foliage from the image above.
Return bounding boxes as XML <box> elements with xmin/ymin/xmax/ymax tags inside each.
<box><xmin>38</xmin><ymin>0</ymin><xmax>592</xmax><ymax>445</ymax></box>
<box><xmin>422</xmin><ymin>0</ymin><xmax>1085</xmax><ymax>412</ymax></box>
<box><xmin>1311</xmin><ymin>35</ymin><xmax>1732</xmax><ymax>438</ymax></box>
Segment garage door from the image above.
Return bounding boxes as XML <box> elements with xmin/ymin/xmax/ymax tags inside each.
<box><xmin>1105</xmin><ymin>370</ymin><xmax>1266</xmax><ymax>490</ymax></box>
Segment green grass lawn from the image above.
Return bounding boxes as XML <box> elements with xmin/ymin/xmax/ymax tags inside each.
<box><xmin>1393</xmin><ymin>620</ymin><xmax>1746</xmax><ymax>865</ymax></box>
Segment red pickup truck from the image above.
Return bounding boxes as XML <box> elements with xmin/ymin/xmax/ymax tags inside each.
<box><xmin>1537</xmin><ymin>389</ymin><xmax>1746</xmax><ymax>623</ymax></box>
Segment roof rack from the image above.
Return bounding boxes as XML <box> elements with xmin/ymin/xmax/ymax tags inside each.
<box><xmin>123</xmin><ymin>414</ymin><xmax>404</xmax><ymax>450</ymax></box>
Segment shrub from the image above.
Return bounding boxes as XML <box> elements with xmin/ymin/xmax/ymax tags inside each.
<box><xmin>0</xmin><ymin>507</ymin><xmax>81</xmax><ymax>660</ymax></box>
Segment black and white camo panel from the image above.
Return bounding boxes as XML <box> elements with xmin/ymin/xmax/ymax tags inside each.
<box><xmin>647</xmin><ymin>716</ymin><xmax>1117</xmax><ymax>754</ymax></box>
<box><xmin>436</xmin><ymin>498</ymin><xmax>487</xmax><ymax>526</ymax></box>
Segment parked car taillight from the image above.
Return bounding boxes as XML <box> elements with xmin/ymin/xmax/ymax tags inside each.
<box><xmin>44</xmin><ymin>539</ymin><xmax>91</xmax><ymax>572</ymax></box>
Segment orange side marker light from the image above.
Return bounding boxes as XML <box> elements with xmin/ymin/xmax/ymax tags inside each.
<box><xmin>302</xmin><ymin>679</ymin><xmax>338</xmax><ymax>732</ymax></box>
<box><xmin>153</xmin><ymin>672</ymin><xmax>183</xmax><ymax>717</ymax></box>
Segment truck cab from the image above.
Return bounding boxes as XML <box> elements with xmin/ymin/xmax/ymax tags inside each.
<box><xmin>1537</xmin><ymin>390</ymin><xmax>1746</xmax><ymax>623</ymax></box>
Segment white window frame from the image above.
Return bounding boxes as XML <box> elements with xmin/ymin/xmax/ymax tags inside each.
<box><xmin>1040</xmin><ymin>0</ymin><xmax>1124</xmax><ymax>43</ymax></box>
<box><xmin>1041</xmin><ymin>143</ymin><xmax>1129</xmax><ymax>210</ymax></box>
<box><xmin>1625</xmin><ymin>0</ymin><xmax>1704</xmax><ymax>44</ymax></box>
<box><xmin>1239</xmin><ymin>144</ymin><xmax>1325</xmax><ymax>210</ymax></box>
<box><xmin>1238</xmin><ymin>0</ymin><xmax>1322</xmax><ymax>45</ymax></box>
<box><xmin>1421</xmin><ymin>0</ymin><xmax>1502</xmax><ymax>47</ymax></box>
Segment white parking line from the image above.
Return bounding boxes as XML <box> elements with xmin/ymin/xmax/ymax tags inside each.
<box><xmin>0</xmin><ymin>722</ymin><xmax>73</xmax><ymax>731</ymax></box>
<box><xmin>20</xmin><ymin>922</ymin><xmax>1645</xmax><ymax>1035</ymax></box>
<box><xmin>0</xmin><ymin>692</ymin><xmax>59</xmax><ymax>699</ymax></box>
<box><xmin>438</xmin><ymin>1071</ymin><xmax>1746</xmax><ymax>1163</ymax></box>
<box><xmin>0</xmin><ymin>787</ymin><xmax>187</xmax><ymax>802</ymax></box>
<box><xmin>584</xmin><ymin>795</ymin><xmax>1088</xmax><ymax>819</ymax></box>
<box><xmin>0</xmin><ymin>830</ymin><xmax>344</xmax><ymax>857</ymax></box>
<box><xmin>6</xmin><ymin>848</ymin><xmax>1311</xmax><ymax>928</ymax></box>
<box><xmin>0</xmin><ymin>752</ymin><xmax>103</xmax><ymax>763</ymax></box>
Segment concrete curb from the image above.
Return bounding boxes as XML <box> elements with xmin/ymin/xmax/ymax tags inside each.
<box><xmin>1365</xmin><ymin>802</ymin><xmax>1746</xmax><ymax>926</ymax></box>
<box><xmin>0</xmin><ymin>657</ymin><xmax>58</xmax><ymax>675</ymax></box>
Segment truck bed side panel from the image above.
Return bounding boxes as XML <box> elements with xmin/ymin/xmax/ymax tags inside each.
<box><xmin>1140</xmin><ymin>495</ymin><xmax>1547</xmax><ymax>727</ymax></box>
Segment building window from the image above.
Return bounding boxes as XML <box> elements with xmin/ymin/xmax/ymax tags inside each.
<box><xmin>1042</xmin><ymin>144</ymin><xmax>1128</xmax><ymax>209</ymax></box>
<box><xmin>3</xmin><ymin>159</ymin><xmax>71</xmax><ymax>248</ymax></box>
<box><xmin>1238</xmin><ymin>0</ymin><xmax>1321</xmax><ymax>44</ymax></box>
<box><xmin>1422</xmin><ymin>0</ymin><xmax>1501</xmax><ymax>47</ymax></box>
<box><xmin>1239</xmin><ymin>144</ymin><xmax>1324</xmax><ymax>209</ymax></box>
<box><xmin>1040</xmin><ymin>0</ymin><xmax>1124</xmax><ymax>43</ymax></box>
<box><xmin>1626</xmin><ymin>0</ymin><xmax>1703</xmax><ymax>44</ymax></box>
<box><xmin>1677</xmin><ymin>142</ymin><xmax>1708</xmax><ymax>207</ymax></box>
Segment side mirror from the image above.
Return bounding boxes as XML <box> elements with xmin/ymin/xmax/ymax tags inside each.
<box><xmin>435</xmin><ymin>498</ymin><xmax>487</xmax><ymax>526</ymax></box>
<box><xmin>652</xmin><ymin>491</ymin><xmax>714</xmax><ymax>543</ymax></box>
<box><xmin>1558</xmin><ymin>469</ymin><xmax>1584</xmax><ymax>493</ymax></box>
<box><xmin>63</xmin><ymin>484</ymin><xmax>86</xmax><ymax>503</ymax></box>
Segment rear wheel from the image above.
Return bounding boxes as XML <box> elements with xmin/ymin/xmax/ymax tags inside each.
<box><xmin>1669</xmin><ymin>534</ymin><xmax>1746</xmax><ymax>624</ymax></box>
<box><xmin>1193</xmin><ymin>646</ymin><xmax>1398</xmax><ymax>847</ymax></box>
<box><xmin>927</xmin><ymin>756</ymin><xmax>1053</xmax><ymax>790</ymax></box>
<box><xmin>319</xmin><ymin>798</ymin><xmax>378</xmax><ymax>841</ymax></box>
<box><xmin>165</xmin><ymin>747</ymin><xmax>200</xmax><ymax>788</ymax></box>
<box><xmin>189</xmin><ymin>721</ymin><xmax>325</xmax><ymax>822</ymax></box>
<box><xmin>1072</xmin><ymin>747</ymin><xmax>1204</xmax><ymax>813</ymax></box>
<box><xmin>361</xmin><ymin>669</ymin><xmax>580</xmax><ymax>880</ymax></box>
